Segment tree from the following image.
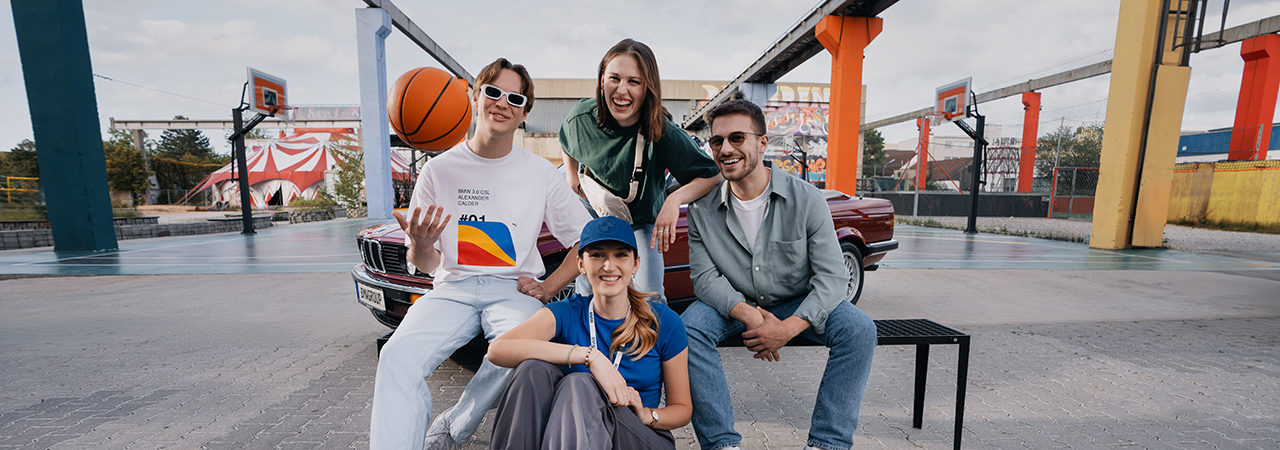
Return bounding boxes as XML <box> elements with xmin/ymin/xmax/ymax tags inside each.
<box><xmin>862</xmin><ymin>129</ymin><xmax>886</xmax><ymax>177</ymax></box>
<box><xmin>2</xmin><ymin>139</ymin><xmax>41</xmax><ymax>178</ymax></box>
<box><xmin>330</xmin><ymin>137</ymin><xmax>365</xmax><ymax>210</ymax></box>
<box><xmin>154</xmin><ymin>115</ymin><xmax>221</xmax><ymax>163</ymax></box>
<box><xmin>103</xmin><ymin>129</ymin><xmax>152</xmax><ymax>203</ymax></box>
<box><xmin>1035</xmin><ymin>124</ymin><xmax>1103</xmax><ymax>178</ymax></box>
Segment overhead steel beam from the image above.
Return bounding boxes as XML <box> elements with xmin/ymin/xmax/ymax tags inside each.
<box><xmin>862</xmin><ymin>60</ymin><xmax>1114</xmax><ymax>131</ymax></box>
<box><xmin>361</xmin><ymin>0</ymin><xmax>473</xmax><ymax>84</ymax></box>
<box><xmin>861</xmin><ymin>14</ymin><xmax>1280</xmax><ymax>132</ymax></box>
<box><xmin>1196</xmin><ymin>14</ymin><xmax>1280</xmax><ymax>51</ymax></box>
<box><xmin>110</xmin><ymin>118</ymin><xmax>362</xmax><ymax>130</ymax></box>
<box><xmin>682</xmin><ymin>0</ymin><xmax>898</xmax><ymax>130</ymax></box>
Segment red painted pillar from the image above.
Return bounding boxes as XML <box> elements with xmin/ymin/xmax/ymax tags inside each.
<box><xmin>1229</xmin><ymin>34</ymin><xmax>1280</xmax><ymax>161</ymax></box>
<box><xmin>1018</xmin><ymin>91</ymin><xmax>1041</xmax><ymax>192</ymax></box>
<box><xmin>816</xmin><ymin>16</ymin><xmax>881</xmax><ymax>194</ymax></box>
<box><xmin>916</xmin><ymin>116</ymin><xmax>930</xmax><ymax>191</ymax></box>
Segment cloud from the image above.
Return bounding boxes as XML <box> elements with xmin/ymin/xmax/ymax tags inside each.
<box><xmin>2</xmin><ymin>0</ymin><xmax>1277</xmax><ymax>154</ymax></box>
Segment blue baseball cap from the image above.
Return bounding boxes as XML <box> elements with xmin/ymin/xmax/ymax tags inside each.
<box><xmin>577</xmin><ymin>216</ymin><xmax>637</xmax><ymax>253</ymax></box>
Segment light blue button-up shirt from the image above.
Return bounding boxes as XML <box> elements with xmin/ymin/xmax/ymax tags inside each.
<box><xmin>686</xmin><ymin>164</ymin><xmax>849</xmax><ymax>334</ymax></box>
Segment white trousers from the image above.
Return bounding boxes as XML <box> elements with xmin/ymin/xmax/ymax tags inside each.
<box><xmin>370</xmin><ymin>276</ymin><xmax>543</xmax><ymax>450</ymax></box>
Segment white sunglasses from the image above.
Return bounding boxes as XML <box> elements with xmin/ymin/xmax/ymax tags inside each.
<box><xmin>480</xmin><ymin>84</ymin><xmax>527</xmax><ymax>108</ymax></box>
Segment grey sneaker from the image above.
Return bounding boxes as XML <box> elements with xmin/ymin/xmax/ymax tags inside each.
<box><xmin>424</xmin><ymin>407</ymin><xmax>458</xmax><ymax>450</ymax></box>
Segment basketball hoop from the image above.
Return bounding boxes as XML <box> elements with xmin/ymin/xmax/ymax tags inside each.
<box><xmin>923</xmin><ymin>111</ymin><xmax>949</xmax><ymax>128</ymax></box>
<box><xmin>275</xmin><ymin>105</ymin><xmax>298</xmax><ymax>130</ymax></box>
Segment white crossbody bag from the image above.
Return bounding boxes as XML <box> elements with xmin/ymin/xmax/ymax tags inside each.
<box><xmin>579</xmin><ymin>134</ymin><xmax>645</xmax><ymax>224</ymax></box>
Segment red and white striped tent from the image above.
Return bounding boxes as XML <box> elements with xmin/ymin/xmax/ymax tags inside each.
<box><xmin>185</xmin><ymin>129</ymin><xmax>413</xmax><ymax>208</ymax></box>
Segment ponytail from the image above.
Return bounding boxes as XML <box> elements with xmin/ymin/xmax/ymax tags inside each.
<box><xmin>611</xmin><ymin>284</ymin><xmax>659</xmax><ymax>360</ymax></box>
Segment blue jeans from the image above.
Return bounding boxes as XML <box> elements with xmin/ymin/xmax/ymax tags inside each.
<box><xmin>575</xmin><ymin>199</ymin><xmax>666</xmax><ymax>303</ymax></box>
<box><xmin>681</xmin><ymin>298</ymin><xmax>876</xmax><ymax>450</ymax></box>
<box><xmin>370</xmin><ymin>276</ymin><xmax>543</xmax><ymax>450</ymax></box>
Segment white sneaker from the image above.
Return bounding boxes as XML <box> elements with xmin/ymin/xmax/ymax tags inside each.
<box><xmin>424</xmin><ymin>407</ymin><xmax>458</xmax><ymax>450</ymax></box>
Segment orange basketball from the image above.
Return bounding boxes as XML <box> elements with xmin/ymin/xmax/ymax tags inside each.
<box><xmin>388</xmin><ymin>67</ymin><xmax>472</xmax><ymax>151</ymax></box>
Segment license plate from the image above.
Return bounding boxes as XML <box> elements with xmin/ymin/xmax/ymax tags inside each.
<box><xmin>357</xmin><ymin>283</ymin><xmax>386</xmax><ymax>311</ymax></box>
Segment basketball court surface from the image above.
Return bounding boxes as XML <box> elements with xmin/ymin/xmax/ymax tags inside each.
<box><xmin>0</xmin><ymin>219</ymin><xmax>1275</xmax><ymax>276</ymax></box>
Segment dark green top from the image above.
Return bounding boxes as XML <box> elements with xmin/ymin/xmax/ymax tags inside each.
<box><xmin>559</xmin><ymin>99</ymin><xmax>720</xmax><ymax>224</ymax></box>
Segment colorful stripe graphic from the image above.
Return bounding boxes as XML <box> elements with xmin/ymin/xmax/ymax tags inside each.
<box><xmin>457</xmin><ymin>221</ymin><xmax>517</xmax><ymax>267</ymax></box>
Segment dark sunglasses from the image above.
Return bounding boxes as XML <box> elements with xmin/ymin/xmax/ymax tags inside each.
<box><xmin>480</xmin><ymin>84</ymin><xmax>527</xmax><ymax>108</ymax></box>
<box><xmin>707</xmin><ymin>131</ymin><xmax>764</xmax><ymax>150</ymax></box>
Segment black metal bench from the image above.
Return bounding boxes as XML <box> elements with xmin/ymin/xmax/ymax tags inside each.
<box><xmin>875</xmin><ymin>319</ymin><xmax>970</xmax><ymax>450</ymax></box>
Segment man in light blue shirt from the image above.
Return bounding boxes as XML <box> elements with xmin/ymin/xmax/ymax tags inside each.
<box><xmin>681</xmin><ymin>99</ymin><xmax>877</xmax><ymax>450</ymax></box>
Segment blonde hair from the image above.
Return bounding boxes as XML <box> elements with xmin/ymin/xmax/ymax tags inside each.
<box><xmin>611</xmin><ymin>284</ymin><xmax>660</xmax><ymax>359</ymax></box>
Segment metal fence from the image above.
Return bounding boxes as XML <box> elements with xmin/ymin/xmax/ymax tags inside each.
<box><xmin>1048</xmin><ymin>167</ymin><xmax>1099</xmax><ymax>219</ymax></box>
<box><xmin>1</xmin><ymin>176</ymin><xmax>40</xmax><ymax>203</ymax></box>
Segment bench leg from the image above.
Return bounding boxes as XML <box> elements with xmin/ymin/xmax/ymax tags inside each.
<box><xmin>954</xmin><ymin>338</ymin><xmax>969</xmax><ymax>450</ymax></box>
<box><xmin>913</xmin><ymin>343</ymin><xmax>928</xmax><ymax>429</ymax></box>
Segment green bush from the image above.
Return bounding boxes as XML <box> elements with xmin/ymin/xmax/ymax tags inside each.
<box><xmin>289</xmin><ymin>196</ymin><xmax>337</xmax><ymax>210</ymax></box>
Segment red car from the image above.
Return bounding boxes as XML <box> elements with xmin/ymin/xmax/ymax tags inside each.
<box><xmin>352</xmin><ymin>190</ymin><xmax>897</xmax><ymax>329</ymax></box>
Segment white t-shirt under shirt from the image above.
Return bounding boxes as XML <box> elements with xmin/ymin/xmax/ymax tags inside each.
<box><xmin>409</xmin><ymin>141</ymin><xmax>592</xmax><ymax>282</ymax></box>
<box><xmin>730</xmin><ymin>176</ymin><xmax>771</xmax><ymax>252</ymax></box>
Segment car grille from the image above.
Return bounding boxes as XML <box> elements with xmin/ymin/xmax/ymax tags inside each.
<box><xmin>357</xmin><ymin>238</ymin><xmax>429</xmax><ymax>278</ymax></box>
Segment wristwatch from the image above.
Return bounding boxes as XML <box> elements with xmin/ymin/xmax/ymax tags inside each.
<box><xmin>648</xmin><ymin>408</ymin><xmax>660</xmax><ymax>427</ymax></box>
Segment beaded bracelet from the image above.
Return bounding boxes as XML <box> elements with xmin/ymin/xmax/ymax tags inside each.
<box><xmin>566</xmin><ymin>344</ymin><xmax>578</xmax><ymax>366</ymax></box>
<box><xmin>583</xmin><ymin>348</ymin><xmax>593</xmax><ymax>368</ymax></box>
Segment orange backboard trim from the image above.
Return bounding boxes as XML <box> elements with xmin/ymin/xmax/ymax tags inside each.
<box><xmin>247</xmin><ymin>67</ymin><xmax>288</xmax><ymax>116</ymax></box>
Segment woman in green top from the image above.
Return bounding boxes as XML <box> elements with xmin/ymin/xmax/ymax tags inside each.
<box><xmin>560</xmin><ymin>38</ymin><xmax>722</xmax><ymax>303</ymax></box>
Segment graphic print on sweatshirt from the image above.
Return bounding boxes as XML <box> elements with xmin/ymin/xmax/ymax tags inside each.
<box><xmin>457</xmin><ymin>220</ymin><xmax>516</xmax><ymax>267</ymax></box>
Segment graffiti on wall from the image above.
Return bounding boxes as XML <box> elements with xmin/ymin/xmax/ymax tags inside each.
<box><xmin>698</xmin><ymin>85</ymin><xmax>834</xmax><ymax>184</ymax></box>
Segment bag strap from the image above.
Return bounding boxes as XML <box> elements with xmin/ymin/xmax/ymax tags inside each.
<box><xmin>621</xmin><ymin>134</ymin><xmax>645</xmax><ymax>203</ymax></box>
<box><xmin>582</xmin><ymin>133</ymin><xmax>645</xmax><ymax>204</ymax></box>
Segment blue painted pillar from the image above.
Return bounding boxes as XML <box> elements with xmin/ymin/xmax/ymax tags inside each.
<box><xmin>357</xmin><ymin>8</ymin><xmax>394</xmax><ymax>220</ymax></box>
<box><xmin>11</xmin><ymin>0</ymin><xmax>118</xmax><ymax>252</ymax></box>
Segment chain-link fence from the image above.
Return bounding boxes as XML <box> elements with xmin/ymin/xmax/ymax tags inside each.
<box><xmin>1048</xmin><ymin>167</ymin><xmax>1099</xmax><ymax>219</ymax></box>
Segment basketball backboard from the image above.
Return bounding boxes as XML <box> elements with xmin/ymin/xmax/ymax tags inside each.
<box><xmin>935</xmin><ymin>77</ymin><xmax>972</xmax><ymax>122</ymax></box>
<box><xmin>247</xmin><ymin>68</ymin><xmax>288</xmax><ymax>116</ymax></box>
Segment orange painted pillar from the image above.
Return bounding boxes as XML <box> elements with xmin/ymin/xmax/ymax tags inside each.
<box><xmin>1228</xmin><ymin>34</ymin><xmax>1280</xmax><ymax>161</ymax></box>
<box><xmin>816</xmin><ymin>16</ymin><xmax>881</xmax><ymax>194</ymax></box>
<box><xmin>916</xmin><ymin>116</ymin><xmax>930</xmax><ymax>190</ymax></box>
<box><xmin>1018</xmin><ymin>91</ymin><xmax>1041</xmax><ymax>192</ymax></box>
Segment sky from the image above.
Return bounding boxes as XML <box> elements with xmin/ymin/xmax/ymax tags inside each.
<box><xmin>2</xmin><ymin>0</ymin><xmax>1278</xmax><ymax>156</ymax></box>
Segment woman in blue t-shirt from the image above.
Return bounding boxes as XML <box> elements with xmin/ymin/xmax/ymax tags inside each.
<box><xmin>487</xmin><ymin>216</ymin><xmax>691</xmax><ymax>450</ymax></box>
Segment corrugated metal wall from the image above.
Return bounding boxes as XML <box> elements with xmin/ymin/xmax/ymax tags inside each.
<box><xmin>525</xmin><ymin>99</ymin><xmax>585</xmax><ymax>133</ymax></box>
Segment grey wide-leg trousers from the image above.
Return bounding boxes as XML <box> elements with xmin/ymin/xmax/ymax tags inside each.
<box><xmin>490</xmin><ymin>360</ymin><xmax>674</xmax><ymax>450</ymax></box>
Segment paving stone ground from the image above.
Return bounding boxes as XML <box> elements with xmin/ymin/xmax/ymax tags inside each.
<box><xmin>1</xmin><ymin>272</ymin><xmax>1277</xmax><ymax>449</ymax></box>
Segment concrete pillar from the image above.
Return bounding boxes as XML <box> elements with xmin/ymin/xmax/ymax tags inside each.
<box><xmin>1018</xmin><ymin>92</ymin><xmax>1041</xmax><ymax>193</ymax></box>
<box><xmin>1091</xmin><ymin>0</ymin><xmax>1192</xmax><ymax>249</ymax></box>
<box><xmin>11</xmin><ymin>0</ymin><xmax>118</xmax><ymax>252</ymax></box>
<box><xmin>816</xmin><ymin>16</ymin><xmax>881</xmax><ymax>195</ymax></box>
<box><xmin>915</xmin><ymin>116</ymin><xmax>930</xmax><ymax>191</ymax></box>
<box><xmin>1228</xmin><ymin>34</ymin><xmax>1280</xmax><ymax>161</ymax></box>
<box><xmin>357</xmin><ymin>8</ymin><xmax>394</xmax><ymax>220</ymax></box>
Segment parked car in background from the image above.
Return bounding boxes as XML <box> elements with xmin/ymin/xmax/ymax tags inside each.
<box><xmin>352</xmin><ymin>190</ymin><xmax>897</xmax><ymax>330</ymax></box>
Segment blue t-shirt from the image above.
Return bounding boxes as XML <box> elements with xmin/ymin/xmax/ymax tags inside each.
<box><xmin>545</xmin><ymin>294</ymin><xmax>688</xmax><ymax>408</ymax></box>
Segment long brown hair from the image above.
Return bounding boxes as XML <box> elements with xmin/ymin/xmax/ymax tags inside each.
<box><xmin>595</xmin><ymin>38</ymin><xmax>671</xmax><ymax>142</ymax></box>
<box><xmin>611</xmin><ymin>284</ymin><xmax>660</xmax><ymax>360</ymax></box>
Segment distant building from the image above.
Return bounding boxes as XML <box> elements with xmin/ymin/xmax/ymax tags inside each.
<box><xmin>1176</xmin><ymin>124</ymin><xmax>1280</xmax><ymax>162</ymax></box>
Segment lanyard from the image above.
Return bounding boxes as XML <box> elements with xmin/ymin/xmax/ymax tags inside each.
<box><xmin>587</xmin><ymin>300</ymin><xmax>626</xmax><ymax>369</ymax></box>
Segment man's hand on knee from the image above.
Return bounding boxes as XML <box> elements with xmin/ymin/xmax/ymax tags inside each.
<box><xmin>742</xmin><ymin>307</ymin><xmax>808</xmax><ymax>362</ymax></box>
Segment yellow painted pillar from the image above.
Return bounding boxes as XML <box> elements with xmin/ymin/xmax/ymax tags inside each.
<box><xmin>816</xmin><ymin>16</ymin><xmax>881</xmax><ymax>195</ymax></box>
<box><xmin>1091</xmin><ymin>0</ymin><xmax>1192</xmax><ymax>249</ymax></box>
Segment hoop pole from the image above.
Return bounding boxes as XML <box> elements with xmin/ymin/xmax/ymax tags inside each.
<box><xmin>232</xmin><ymin>107</ymin><xmax>255</xmax><ymax>235</ymax></box>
